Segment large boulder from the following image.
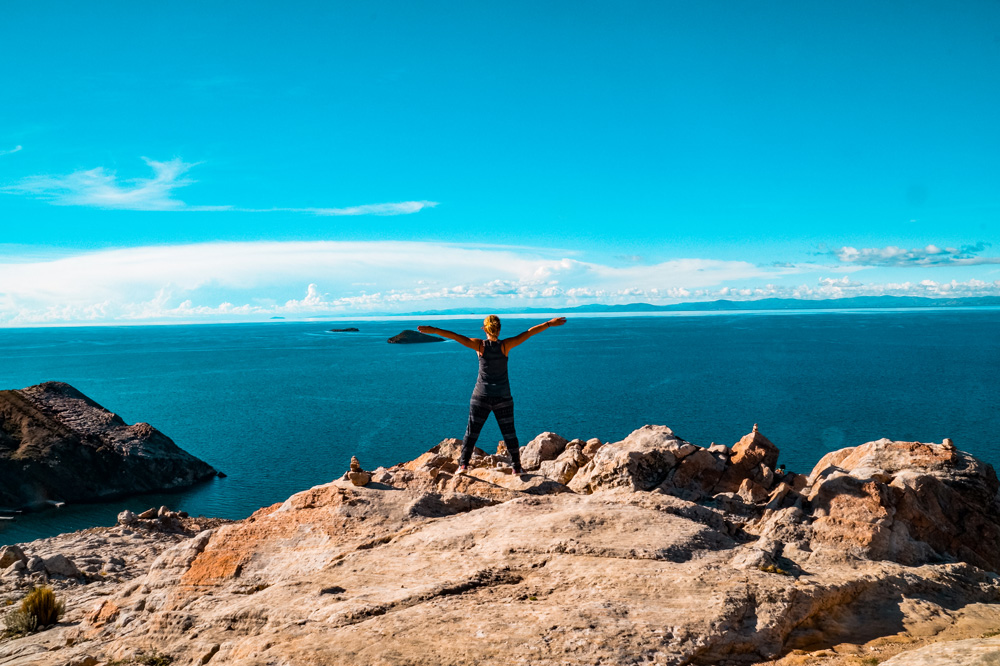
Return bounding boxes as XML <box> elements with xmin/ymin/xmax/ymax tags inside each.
<box><xmin>0</xmin><ymin>544</ymin><xmax>27</xmax><ymax>569</ymax></box>
<box><xmin>538</xmin><ymin>443</ymin><xmax>589</xmax><ymax>485</ymax></box>
<box><xmin>519</xmin><ymin>432</ymin><xmax>568</xmax><ymax>471</ymax></box>
<box><xmin>802</xmin><ymin>439</ymin><xmax>1000</xmax><ymax>570</ymax></box>
<box><xmin>43</xmin><ymin>553</ymin><xmax>81</xmax><ymax>577</ymax></box>
<box><xmin>404</xmin><ymin>438</ymin><xmax>487</xmax><ymax>471</ymax></box>
<box><xmin>670</xmin><ymin>447</ymin><xmax>726</xmax><ymax>496</ymax></box>
<box><xmin>569</xmin><ymin>425</ymin><xmax>696</xmax><ymax>494</ymax></box>
<box><xmin>715</xmin><ymin>425</ymin><xmax>780</xmax><ymax>493</ymax></box>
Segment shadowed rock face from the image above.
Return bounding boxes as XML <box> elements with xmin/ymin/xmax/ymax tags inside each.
<box><xmin>798</xmin><ymin>439</ymin><xmax>1000</xmax><ymax>571</ymax></box>
<box><xmin>0</xmin><ymin>382</ymin><xmax>217</xmax><ymax>510</ymax></box>
<box><xmin>2</xmin><ymin>425</ymin><xmax>999</xmax><ymax>666</ymax></box>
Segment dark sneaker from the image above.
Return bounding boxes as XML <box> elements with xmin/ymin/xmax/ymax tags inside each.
<box><xmin>512</xmin><ymin>466</ymin><xmax>524</xmax><ymax>475</ymax></box>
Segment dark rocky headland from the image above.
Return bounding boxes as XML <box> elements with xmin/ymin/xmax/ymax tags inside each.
<box><xmin>2</xmin><ymin>411</ymin><xmax>999</xmax><ymax>664</ymax></box>
<box><xmin>0</xmin><ymin>382</ymin><xmax>217</xmax><ymax>512</ymax></box>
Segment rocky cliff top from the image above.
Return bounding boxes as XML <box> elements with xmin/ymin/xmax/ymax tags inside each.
<box><xmin>0</xmin><ymin>382</ymin><xmax>218</xmax><ymax>510</ymax></box>
<box><xmin>2</xmin><ymin>423</ymin><xmax>999</xmax><ymax>666</ymax></box>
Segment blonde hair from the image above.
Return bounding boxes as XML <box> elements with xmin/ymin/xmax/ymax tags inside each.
<box><xmin>483</xmin><ymin>315</ymin><xmax>501</xmax><ymax>338</ymax></box>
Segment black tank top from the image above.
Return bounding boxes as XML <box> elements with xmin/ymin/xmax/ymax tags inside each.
<box><xmin>473</xmin><ymin>339</ymin><xmax>511</xmax><ymax>397</ymax></box>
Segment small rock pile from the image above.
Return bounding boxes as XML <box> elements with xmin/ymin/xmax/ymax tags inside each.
<box><xmin>1</xmin><ymin>544</ymin><xmax>86</xmax><ymax>583</ymax></box>
<box><xmin>116</xmin><ymin>504</ymin><xmax>191</xmax><ymax>533</ymax></box>
<box><xmin>345</xmin><ymin>457</ymin><xmax>371</xmax><ymax>486</ymax></box>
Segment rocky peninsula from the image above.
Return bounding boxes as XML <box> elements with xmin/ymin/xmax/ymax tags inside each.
<box><xmin>1</xmin><ymin>424</ymin><xmax>999</xmax><ymax>665</ymax></box>
<box><xmin>0</xmin><ymin>382</ymin><xmax>218</xmax><ymax>511</ymax></box>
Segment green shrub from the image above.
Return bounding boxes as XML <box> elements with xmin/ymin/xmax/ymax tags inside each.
<box><xmin>20</xmin><ymin>587</ymin><xmax>64</xmax><ymax>627</ymax></box>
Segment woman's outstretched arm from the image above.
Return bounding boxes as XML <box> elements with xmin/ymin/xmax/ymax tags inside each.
<box><xmin>503</xmin><ymin>317</ymin><xmax>566</xmax><ymax>353</ymax></box>
<box><xmin>417</xmin><ymin>325</ymin><xmax>482</xmax><ymax>352</ymax></box>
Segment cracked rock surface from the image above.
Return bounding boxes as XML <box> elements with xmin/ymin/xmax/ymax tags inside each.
<box><xmin>2</xmin><ymin>424</ymin><xmax>999</xmax><ymax>666</ymax></box>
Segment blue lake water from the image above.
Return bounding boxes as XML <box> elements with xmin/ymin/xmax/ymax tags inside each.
<box><xmin>2</xmin><ymin>310</ymin><xmax>999</xmax><ymax>545</ymax></box>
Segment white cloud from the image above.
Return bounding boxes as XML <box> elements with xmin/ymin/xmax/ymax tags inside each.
<box><xmin>0</xmin><ymin>145</ymin><xmax>22</xmax><ymax>156</ymax></box>
<box><xmin>4</xmin><ymin>157</ymin><xmax>437</xmax><ymax>216</ymax></box>
<box><xmin>2</xmin><ymin>241</ymin><xmax>998</xmax><ymax>325</ymax></box>
<box><xmin>832</xmin><ymin>242</ymin><xmax>1000</xmax><ymax>267</ymax></box>
<box><xmin>0</xmin><ymin>241</ymin><xmax>778</xmax><ymax>324</ymax></box>
<box><xmin>281</xmin><ymin>201</ymin><xmax>438</xmax><ymax>216</ymax></box>
<box><xmin>7</xmin><ymin>157</ymin><xmax>221</xmax><ymax>211</ymax></box>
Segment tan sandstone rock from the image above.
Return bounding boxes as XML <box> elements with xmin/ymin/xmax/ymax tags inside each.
<box><xmin>880</xmin><ymin>636</ymin><xmax>1000</xmax><ymax>665</ymax></box>
<box><xmin>0</xmin><ymin>544</ymin><xmax>27</xmax><ymax>569</ymax></box>
<box><xmin>537</xmin><ymin>443</ymin><xmax>589</xmax><ymax>485</ymax></box>
<box><xmin>582</xmin><ymin>437</ymin><xmax>604</xmax><ymax>458</ymax></box>
<box><xmin>670</xmin><ymin>446</ymin><xmax>726</xmax><ymax>496</ymax></box>
<box><xmin>715</xmin><ymin>425</ymin><xmax>781</xmax><ymax>493</ymax></box>
<box><xmin>569</xmin><ymin>425</ymin><xmax>696</xmax><ymax>494</ymax></box>
<box><xmin>519</xmin><ymin>431</ymin><xmax>568</xmax><ymax>470</ymax></box>
<box><xmin>3</xmin><ymin>427</ymin><xmax>1000</xmax><ymax>666</ymax></box>
<box><xmin>800</xmin><ymin>439</ymin><xmax>1000</xmax><ymax>570</ymax></box>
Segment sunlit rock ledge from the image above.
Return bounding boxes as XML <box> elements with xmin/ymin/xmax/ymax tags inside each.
<box><xmin>2</xmin><ymin>420</ymin><xmax>999</xmax><ymax>666</ymax></box>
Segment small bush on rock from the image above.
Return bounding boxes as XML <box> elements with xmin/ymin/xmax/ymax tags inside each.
<box><xmin>20</xmin><ymin>586</ymin><xmax>65</xmax><ymax>627</ymax></box>
<box><xmin>1</xmin><ymin>586</ymin><xmax>64</xmax><ymax>638</ymax></box>
<box><xmin>2</xmin><ymin>609</ymin><xmax>38</xmax><ymax>638</ymax></box>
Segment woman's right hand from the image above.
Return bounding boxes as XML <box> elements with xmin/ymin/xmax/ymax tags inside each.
<box><xmin>417</xmin><ymin>325</ymin><xmax>434</xmax><ymax>334</ymax></box>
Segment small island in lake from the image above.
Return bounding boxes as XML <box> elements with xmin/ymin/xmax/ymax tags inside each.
<box><xmin>387</xmin><ymin>329</ymin><xmax>445</xmax><ymax>344</ymax></box>
<box><xmin>328</xmin><ymin>327</ymin><xmax>359</xmax><ymax>332</ymax></box>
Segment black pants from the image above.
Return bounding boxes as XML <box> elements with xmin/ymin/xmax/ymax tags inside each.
<box><xmin>461</xmin><ymin>394</ymin><xmax>521</xmax><ymax>468</ymax></box>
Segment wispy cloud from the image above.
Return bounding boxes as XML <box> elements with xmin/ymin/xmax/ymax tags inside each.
<box><xmin>248</xmin><ymin>201</ymin><xmax>438</xmax><ymax>216</ymax></box>
<box><xmin>7</xmin><ymin>157</ymin><xmax>222</xmax><ymax>211</ymax></box>
<box><xmin>4</xmin><ymin>157</ymin><xmax>437</xmax><ymax>216</ymax></box>
<box><xmin>0</xmin><ymin>145</ymin><xmax>23</xmax><ymax>156</ymax></box>
<box><xmin>832</xmin><ymin>242</ymin><xmax>1000</xmax><ymax>267</ymax></box>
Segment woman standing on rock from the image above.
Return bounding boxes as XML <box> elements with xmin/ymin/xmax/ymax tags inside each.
<box><xmin>417</xmin><ymin>315</ymin><xmax>566</xmax><ymax>474</ymax></box>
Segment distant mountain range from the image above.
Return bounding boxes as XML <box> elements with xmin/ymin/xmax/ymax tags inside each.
<box><xmin>402</xmin><ymin>295</ymin><xmax>1000</xmax><ymax>316</ymax></box>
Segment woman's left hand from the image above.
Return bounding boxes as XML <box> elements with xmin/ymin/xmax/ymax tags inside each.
<box><xmin>547</xmin><ymin>317</ymin><xmax>567</xmax><ymax>327</ymax></box>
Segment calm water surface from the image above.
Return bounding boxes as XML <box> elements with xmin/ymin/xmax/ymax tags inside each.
<box><xmin>2</xmin><ymin>310</ymin><xmax>998</xmax><ymax>544</ymax></box>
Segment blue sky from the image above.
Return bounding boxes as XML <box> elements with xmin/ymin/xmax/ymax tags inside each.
<box><xmin>1</xmin><ymin>1</ymin><xmax>998</xmax><ymax>324</ymax></box>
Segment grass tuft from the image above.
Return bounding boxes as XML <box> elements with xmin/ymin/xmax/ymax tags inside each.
<box><xmin>1</xmin><ymin>586</ymin><xmax>64</xmax><ymax>639</ymax></box>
